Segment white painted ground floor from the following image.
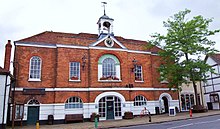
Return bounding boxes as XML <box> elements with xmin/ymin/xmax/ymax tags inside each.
<box><xmin>11</xmin><ymin>90</ymin><xmax>179</xmax><ymax>125</ymax></box>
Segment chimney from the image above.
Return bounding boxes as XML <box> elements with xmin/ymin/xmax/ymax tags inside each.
<box><xmin>4</xmin><ymin>40</ymin><xmax>12</xmax><ymax>71</ymax></box>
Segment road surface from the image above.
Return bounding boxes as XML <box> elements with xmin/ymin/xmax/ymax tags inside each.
<box><xmin>116</xmin><ymin>114</ymin><xmax>220</xmax><ymax>129</ymax></box>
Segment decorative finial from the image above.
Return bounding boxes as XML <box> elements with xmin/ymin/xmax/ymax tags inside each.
<box><xmin>101</xmin><ymin>2</ymin><xmax>107</xmax><ymax>15</ymax></box>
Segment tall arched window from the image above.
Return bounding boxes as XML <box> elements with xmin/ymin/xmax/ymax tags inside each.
<box><xmin>134</xmin><ymin>95</ymin><xmax>147</xmax><ymax>106</ymax></box>
<box><xmin>29</xmin><ymin>56</ymin><xmax>42</xmax><ymax>81</ymax></box>
<box><xmin>98</xmin><ymin>54</ymin><xmax>121</xmax><ymax>81</ymax></box>
<box><xmin>102</xmin><ymin>58</ymin><xmax>116</xmax><ymax>78</ymax></box>
<box><xmin>65</xmin><ymin>97</ymin><xmax>83</xmax><ymax>109</ymax></box>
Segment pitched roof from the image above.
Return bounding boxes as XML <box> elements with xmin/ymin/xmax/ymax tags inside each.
<box><xmin>209</xmin><ymin>54</ymin><xmax>220</xmax><ymax>64</ymax></box>
<box><xmin>0</xmin><ymin>66</ymin><xmax>10</xmax><ymax>75</ymax></box>
<box><xmin>16</xmin><ymin>31</ymin><xmax>161</xmax><ymax>52</ymax></box>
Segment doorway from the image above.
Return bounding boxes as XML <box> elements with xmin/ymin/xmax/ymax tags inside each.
<box><xmin>98</xmin><ymin>96</ymin><xmax>122</xmax><ymax>120</ymax></box>
<box><xmin>106</xmin><ymin>101</ymin><xmax>114</xmax><ymax>120</ymax></box>
<box><xmin>162</xmin><ymin>96</ymin><xmax>169</xmax><ymax>113</ymax></box>
<box><xmin>27</xmin><ymin>106</ymin><xmax>39</xmax><ymax>125</ymax></box>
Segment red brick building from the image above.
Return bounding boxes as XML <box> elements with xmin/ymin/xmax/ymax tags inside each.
<box><xmin>11</xmin><ymin>13</ymin><xmax>179</xmax><ymax>124</ymax></box>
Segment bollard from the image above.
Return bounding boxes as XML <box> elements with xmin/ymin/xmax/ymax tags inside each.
<box><xmin>36</xmin><ymin>120</ymin><xmax>40</xmax><ymax>129</ymax></box>
<box><xmin>149</xmin><ymin>112</ymin><xmax>151</xmax><ymax>122</ymax></box>
<box><xmin>189</xmin><ymin>109</ymin><xmax>192</xmax><ymax>118</ymax></box>
<box><xmin>94</xmin><ymin>117</ymin><xmax>98</xmax><ymax>128</ymax></box>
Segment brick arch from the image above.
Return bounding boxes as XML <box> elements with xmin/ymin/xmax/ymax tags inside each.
<box><xmin>25</xmin><ymin>96</ymin><xmax>41</xmax><ymax>104</ymax></box>
<box><xmin>28</xmin><ymin>55</ymin><xmax>42</xmax><ymax>60</ymax></box>
<box><xmin>159</xmin><ymin>93</ymin><xmax>172</xmax><ymax>101</ymax></box>
<box><xmin>64</xmin><ymin>96</ymin><xmax>84</xmax><ymax>103</ymax></box>
<box><xmin>95</xmin><ymin>51</ymin><xmax>123</xmax><ymax>64</ymax></box>
<box><xmin>56</xmin><ymin>92</ymin><xmax>88</xmax><ymax>103</ymax></box>
<box><xmin>133</xmin><ymin>94</ymin><xmax>148</xmax><ymax>101</ymax></box>
<box><xmin>131</xmin><ymin>92</ymin><xmax>150</xmax><ymax>101</ymax></box>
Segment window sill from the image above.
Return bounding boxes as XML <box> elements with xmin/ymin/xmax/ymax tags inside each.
<box><xmin>28</xmin><ymin>79</ymin><xmax>41</xmax><ymax>82</ymax></box>
<box><xmin>135</xmin><ymin>80</ymin><xmax>144</xmax><ymax>83</ymax></box>
<box><xmin>69</xmin><ymin>80</ymin><xmax>81</xmax><ymax>82</ymax></box>
<box><xmin>98</xmin><ymin>80</ymin><xmax>122</xmax><ymax>82</ymax></box>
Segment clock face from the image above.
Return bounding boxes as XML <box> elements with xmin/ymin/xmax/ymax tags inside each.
<box><xmin>104</xmin><ymin>38</ymin><xmax>114</xmax><ymax>47</ymax></box>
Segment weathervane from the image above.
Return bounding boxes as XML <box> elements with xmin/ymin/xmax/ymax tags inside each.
<box><xmin>101</xmin><ymin>2</ymin><xmax>107</xmax><ymax>15</ymax></box>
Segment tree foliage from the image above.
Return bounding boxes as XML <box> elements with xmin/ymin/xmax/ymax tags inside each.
<box><xmin>149</xmin><ymin>9</ymin><xmax>220</xmax><ymax>95</ymax></box>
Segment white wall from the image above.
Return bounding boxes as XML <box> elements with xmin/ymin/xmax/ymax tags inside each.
<box><xmin>20</xmin><ymin>99</ymin><xmax>179</xmax><ymax>121</ymax></box>
<box><xmin>204</xmin><ymin>56</ymin><xmax>220</xmax><ymax>109</ymax></box>
<box><xmin>0</xmin><ymin>75</ymin><xmax>11</xmax><ymax>125</ymax></box>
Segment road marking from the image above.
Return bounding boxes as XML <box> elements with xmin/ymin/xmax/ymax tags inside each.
<box><xmin>167</xmin><ymin>119</ymin><xmax>220</xmax><ymax>129</ymax></box>
<box><xmin>194</xmin><ymin>119</ymin><xmax>220</xmax><ymax>125</ymax></box>
<box><xmin>167</xmin><ymin>123</ymin><xmax>193</xmax><ymax>129</ymax></box>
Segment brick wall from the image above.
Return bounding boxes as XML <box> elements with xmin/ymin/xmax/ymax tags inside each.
<box><xmin>14</xmin><ymin>39</ymin><xmax>177</xmax><ymax>104</ymax></box>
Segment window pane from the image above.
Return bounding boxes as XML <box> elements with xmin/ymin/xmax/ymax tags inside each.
<box><xmin>181</xmin><ymin>94</ymin><xmax>186</xmax><ymax>110</ymax></box>
<box><xmin>190</xmin><ymin>94</ymin><xmax>194</xmax><ymax>107</ymax></box>
<box><xmin>135</xmin><ymin>65</ymin><xmax>143</xmax><ymax>81</ymax></box>
<box><xmin>29</xmin><ymin>56</ymin><xmax>41</xmax><ymax>79</ymax></box>
<box><xmin>134</xmin><ymin>95</ymin><xmax>147</xmax><ymax>106</ymax></box>
<box><xmin>70</xmin><ymin>62</ymin><xmax>80</xmax><ymax>80</ymax></box>
<box><xmin>102</xmin><ymin>58</ymin><xmax>116</xmax><ymax>77</ymax></box>
<box><xmin>65</xmin><ymin>97</ymin><xmax>83</xmax><ymax>109</ymax></box>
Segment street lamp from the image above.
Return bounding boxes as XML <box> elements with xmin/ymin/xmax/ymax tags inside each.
<box><xmin>131</xmin><ymin>58</ymin><xmax>137</xmax><ymax>72</ymax></box>
<box><xmin>82</xmin><ymin>54</ymin><xmax>86</xmax><ymax>71</ymax></box>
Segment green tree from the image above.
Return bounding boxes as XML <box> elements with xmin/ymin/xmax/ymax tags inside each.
<box><xmin>149</xmin><ymin>9</ymin><xmax>220</xmax><ymax>108</ymax></box>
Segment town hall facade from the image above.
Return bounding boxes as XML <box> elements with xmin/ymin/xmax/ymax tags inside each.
<box><xmin>10</xmin><ymin>12</ymin><xmax>179</xmax><ymax>124</ymax></box>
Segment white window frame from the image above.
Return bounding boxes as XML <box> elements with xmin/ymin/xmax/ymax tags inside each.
<box><xmin>69</xmin><ymin>62</ymin><xmax>80</xmax><ymax>81</ymax></box>
<box><xmin>65</xmin><ymin>97</ymin><xmax>83</xmax><ymax>109</ymax></box>
<box><xmin>98</xmin><ymin>54</ymin><xmax>121</xmax><ymax>82</ymax></box>
<box><xmin>134</xmin><ymin>95</ymin><xmax>147</xmax><ymax>106</ymax></box>
<box><xmin>98</xmin><ymin>96</ymin><xmax>122</xmax><ymax>118</ymax></box>
<box><xmin>135</xmin><ymin>65</ymin><xmax>143</xmax><ymax>82</ymax></box>
<box><xmin>28</xmin><ymin>56</ymin><xmax>42</xmax><ymax>81</ymax></box>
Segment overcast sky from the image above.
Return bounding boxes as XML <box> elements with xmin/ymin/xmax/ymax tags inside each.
<box><xmin>1</xmin><ymin>0</ymin><xmax>220</xmax><ymax>68</ymax></box>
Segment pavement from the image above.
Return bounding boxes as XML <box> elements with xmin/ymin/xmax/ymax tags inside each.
<box><xmin>8</xmin><ymin>110</ymin><xmax>220</xmax><ymax>129</ymax></box>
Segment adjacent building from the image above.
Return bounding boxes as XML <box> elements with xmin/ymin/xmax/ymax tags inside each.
<box><xmin>0</xmin><ymin>40</ymin><xmax>13</xmax><ymax>129</ymax></box>
<box><xmin>10</xmin><ymin>13</ymin><xmax>179</xmax><ymax>125</ymax></box>
<box><xmin>179</xmin><ymin>82</ymin><xmax>205</xmax><ymax>111</ymax></box>
<box><xmin>203</xmin><ymin>54</ymin><xmax>220</xmax><ymax>110</ymax></box>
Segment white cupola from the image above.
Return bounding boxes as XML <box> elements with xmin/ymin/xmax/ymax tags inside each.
<box><xmin>97</xmin><ymin>2</ymin><xmax>114</xmax><ymax>38</ymax></box>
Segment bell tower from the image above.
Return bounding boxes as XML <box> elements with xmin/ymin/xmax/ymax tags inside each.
<box><xmin>97</xmin><ymin>2</ymin><xmax>114</xmax><ymax>38</ymax></box>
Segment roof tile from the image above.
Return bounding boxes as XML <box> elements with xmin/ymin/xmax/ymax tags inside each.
<box><xmin>16</xmin><ymin>31</ymin><xmax>161</xmax><ymax>52</ymax></box>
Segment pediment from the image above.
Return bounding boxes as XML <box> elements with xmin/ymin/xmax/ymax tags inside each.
<box><xmin>90</xmin><ymin>35</ymin><xmax>127</xmax><ymax>49</ymax></box>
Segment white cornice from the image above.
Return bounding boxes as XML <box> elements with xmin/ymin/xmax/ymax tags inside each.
<box><xmin>14</xmin><ymin>87</ymin><xmax>175</xmax><ymax>92</ymax></box>
<box><xmin>15</xmin><ymin>42</ymin><xmax>56</xmax><ymax>48</ymax></box>
<box><xmin>56</xmin><ymin>44</ymin><xmax>89</xmax><ymax>49</ymax></box>
<box><xmin>128</xmin><ymin>50</ymin><xmax>151</xmax><ymax>54</ymax></box>
<box><xmin>15</xmin><ymin>42</ymin><xmax>158</xmax><ymax>55</ymax></box>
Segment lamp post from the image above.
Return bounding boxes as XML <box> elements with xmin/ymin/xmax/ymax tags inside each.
<box><xmin>131</xmin><ymin>58</ymin><xmax>137</xmax><ymax>72</ymax></box>
<box><xmin>82</xmin><ymin>54</ymin><xmax>86</xmax><ymax>71</ymax></box>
